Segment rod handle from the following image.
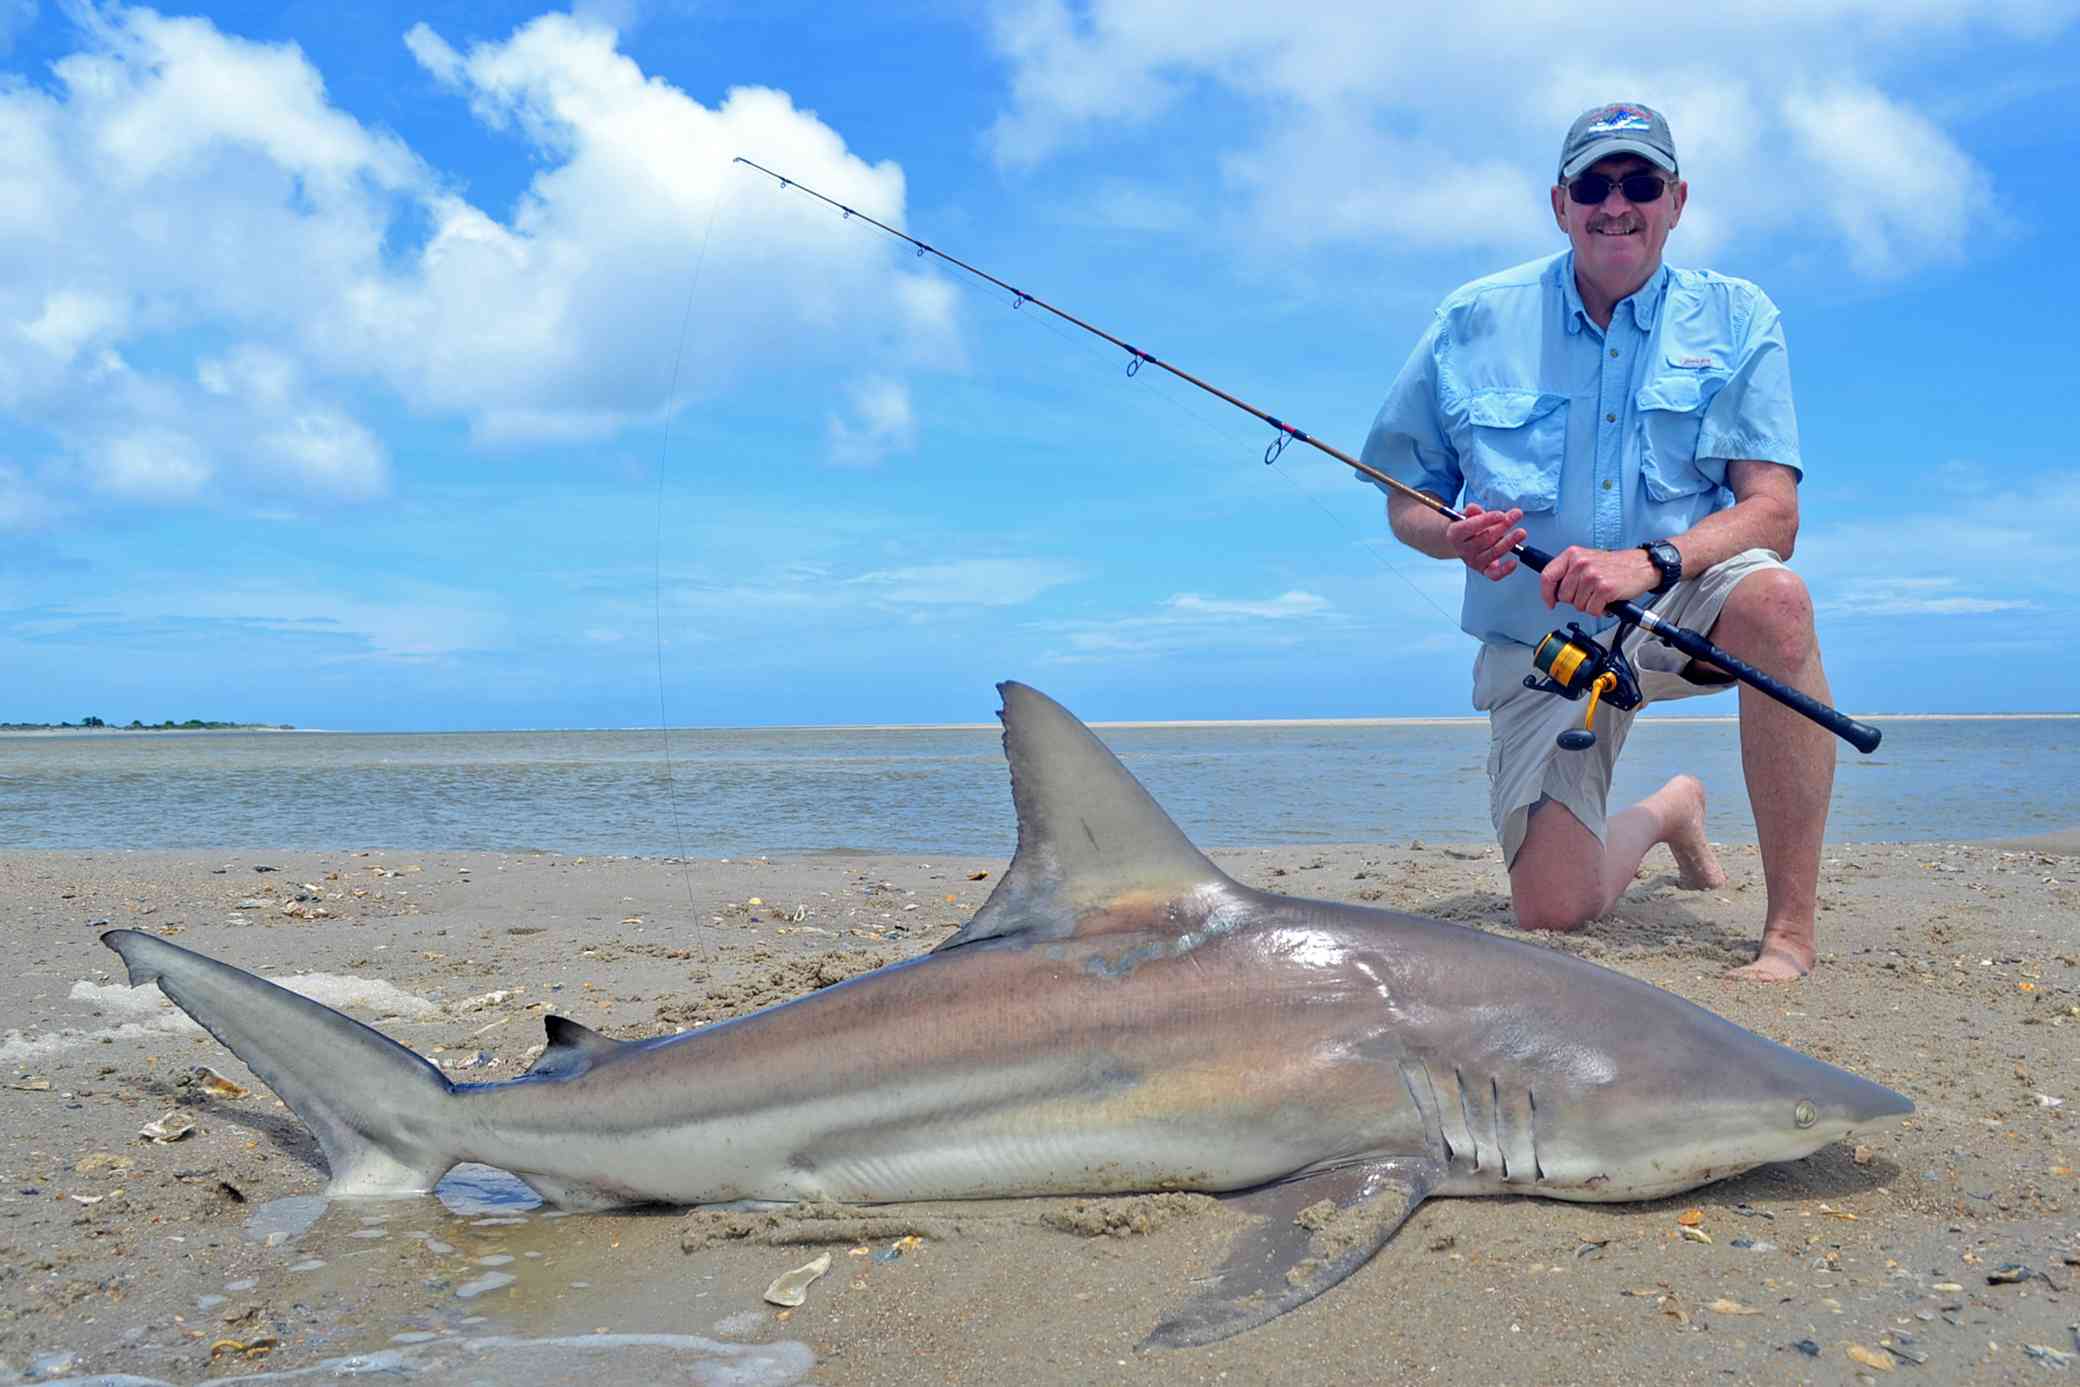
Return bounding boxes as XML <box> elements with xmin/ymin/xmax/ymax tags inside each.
<box><xmin>1633</xmin><ymin>612</ymin><xmax>1883</xmax><ymax>753</ymax></box>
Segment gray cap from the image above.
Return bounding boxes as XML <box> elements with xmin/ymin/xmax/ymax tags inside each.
<box><xmin>1558</xmin><ymin>102</ymin><xmax>1677</xmax><ymax>180</ymax></box>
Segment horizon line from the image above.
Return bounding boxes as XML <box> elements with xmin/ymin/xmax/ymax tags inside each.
<box><xmin>10</xmin><ymin>711</ymin><xmax>2077</xmax><ymax>736</ymax></box>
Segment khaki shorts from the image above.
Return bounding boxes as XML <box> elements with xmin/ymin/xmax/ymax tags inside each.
<box><xmin>1475</xmin><ymin>548</ymin><xmax>1787</xmax><ymax>866</ymax></box>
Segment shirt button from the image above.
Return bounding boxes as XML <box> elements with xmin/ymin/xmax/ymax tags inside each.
<box><xmin>1602</xmin><ymin>479</ymin><xmax>1613</xmax><ymax>490</ymax></box>
<box><xmin>1609</xmin><ymin>348</ymin><xmax>1619</xmax><ymax>358</ymax></box>
<box><xmin>1605</xmin><ymin>412</ymin><xmax>1617</xmax><ymax>423</ymax></box>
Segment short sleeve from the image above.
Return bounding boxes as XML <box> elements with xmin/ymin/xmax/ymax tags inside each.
<box><xmin>1359</xmin><ymin>316</ymin><xmax>1463</xmax><ymax>503</ymax></box>
<box><xmin>1696</xmin><ymin>292</ymin><xmax>1802</xmax><ymax>479</ymax></box>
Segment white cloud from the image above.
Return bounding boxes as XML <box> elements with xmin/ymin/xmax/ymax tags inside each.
<box><xmin>365</xmin><ymin>18</ymin><xmax>955</xmax><ymax>443</ymax></box>
<box><xmin>17</xmin><ymin>579</ymin><xmax>511</xmax><ymax>664</ymax></box>
<box><xmin>2</xmin><ymin>5</ymin><xmax>953</xmax><ymax>527</ymax></box>
<box><xmin>1779</xmin><ymin>83</ymin><xmax>1991</xmax><ymax>275</ymax></box>
<box><xmin>1042</xmin><ymin>584</ymin><xmax>1342</xmax><ymax>661</ymax></box>
<box><xmin>1820</xmin><ymin>577</ymin><xmax>2034</xmax><ymax>617</ymax></box>
<box><xmin>979</xmin><ymin>2</ymin><xmax>2062</xmax><ymax>271</ymax></box>
<box><xmin>845</xmin><ymin>557</ymin><xmax>1080</xmax><ymax>606</ymax></box>
<box><xmin>1168</xmin><ymin>590</ymin><xmax>1327</xmax><ymax>618</ymax></box>
<box><xmin>827</xmin><ymin>375</ymin><xmax>918</xmax><ymax>467</ymax></box>
<box><xmin>1800</xmin><ymin>467</ymin><xmax>2079</xmax><ymax>621</ymax></box>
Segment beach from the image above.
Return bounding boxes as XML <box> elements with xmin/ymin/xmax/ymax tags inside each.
<box><xmin>3</xmin><ymin>833</ymin><xmax>2078</xmax><ymax>1385</ymax></box>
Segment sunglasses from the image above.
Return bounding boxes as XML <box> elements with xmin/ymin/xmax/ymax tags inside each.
<box><xmin>1566</xmin><ymin>171</ymin><xmax>1671</xmax><ymax>205</ymax></box>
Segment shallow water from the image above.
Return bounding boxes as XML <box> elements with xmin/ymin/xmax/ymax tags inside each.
<box><xmin>3</xmin><ymin>716</ymin><xmax>2074</xmax><ymax>855</ymax></box>
<box><xmin>58</xmin><ymin>1166</ymin><xmax>817</xmax><ymax>1387</ymax></box>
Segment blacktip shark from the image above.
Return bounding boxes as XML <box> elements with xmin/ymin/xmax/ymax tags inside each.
<box><xmin>103</xmin><ymin>681</ymin><xmax>1910</xmax><ymax>1348</ymax></box>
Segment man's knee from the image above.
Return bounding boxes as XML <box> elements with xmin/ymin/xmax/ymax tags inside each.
<box><xmin>1509</xmin><ymin>800</ymin><xmax>1604</xmax><ymax>931</ymax></box>
<box><xmin>1512</xmin><ymin>872</ymin><xmax>1604</xmax><ymax>931</ymax></box>
<box><xmin>1713</xmin><ymin>567</ymin><xmax>1818</xmax><ymax>671</ymax></box>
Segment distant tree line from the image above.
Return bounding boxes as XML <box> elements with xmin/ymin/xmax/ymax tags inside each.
<box><xmin>0</xmin><ymin>717</ymin><xmax>297</xmax><ymax>730</ymax></box>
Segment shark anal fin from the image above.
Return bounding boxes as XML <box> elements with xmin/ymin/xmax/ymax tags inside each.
<box><xmin>526</xmin><ymin>1016</ymin><xmax>629</xmax><ymax>1079</ymax></box>
<box><xmin>1142</xmin><ymin>1157</ymin><xmax>1439</xmax><ymax>1351</ymax></box>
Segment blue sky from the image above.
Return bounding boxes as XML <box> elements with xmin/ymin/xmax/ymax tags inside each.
<box><xmin>3</xmin><ymin>1</ymin><xmax>2076</xmax><ymax>730</ymax></box>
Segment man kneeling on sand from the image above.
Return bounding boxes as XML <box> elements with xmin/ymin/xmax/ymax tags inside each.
<box><xmin>1361</xmin><ymin>102</ymin><xmax>1835</xmax><ymax>982</ymax></box>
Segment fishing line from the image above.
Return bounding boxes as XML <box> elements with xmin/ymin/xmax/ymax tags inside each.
<box><xmin>651</xmin><ymin>164</ymin><xmax>735</xmax><ymax>961</ymax></box>
<box><xmin>731</xmin><ymin>157</ymin><xmax>1883</xmax><ymax>755</ymax></box>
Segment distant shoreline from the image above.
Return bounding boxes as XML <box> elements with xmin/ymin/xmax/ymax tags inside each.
<box><xmin>3</xmin><ymin>712</ymin><xmax>2071</xmax><ymax>738</ymax></box>
<box><xmin>0</xmin><ymin>725</ymin><xmax>304</xmax><ymax>738</ymax></box>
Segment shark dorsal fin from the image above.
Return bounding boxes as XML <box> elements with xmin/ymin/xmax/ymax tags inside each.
<box><xmin>934</xmin><ymin>682</ymin><xmax>1233</xmax><ymax>952</ymax></box>
<box><xmin>525</xmin><ymin>1015</ymin><xmax>628</xmax><ymax>1079</ymax></box>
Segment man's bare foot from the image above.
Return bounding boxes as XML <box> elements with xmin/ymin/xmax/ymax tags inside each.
<box><xmin>1656</xmin><ymin>775</ymin><xmax>1726</xmax><ymax>890</ymax></box>
<box><xmin>1725</xmin><ymin>928</ymin><xmax>1815</xmax><ymax>982</ymax></box>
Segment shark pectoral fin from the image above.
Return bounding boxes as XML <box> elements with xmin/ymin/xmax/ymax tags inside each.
<box><xmin>1142</xmin><ymin>1157</ymin><xmax>1439</xmax><ymax>1351</ymax></box>
<box><xmin>526</xmin><ymin>1016</ymin><xmax>629</xmax><ymax>1079</ymax></box>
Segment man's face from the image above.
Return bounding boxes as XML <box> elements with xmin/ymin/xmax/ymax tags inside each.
<box><xmin>1550</xmin><ymin>154</ymin><xmax>1686</xmax><ymax>297</ymax></box>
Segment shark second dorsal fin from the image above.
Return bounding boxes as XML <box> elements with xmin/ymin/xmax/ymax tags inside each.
<box><xmin>525</xmin><ymin>1016</ymin><xmax>628</xmax><ymax>1079</ymax></box>
<box><xmin>934</xmin><ymin>682</ymin><xmax>1234</xmax><ymax>952</ymax></box>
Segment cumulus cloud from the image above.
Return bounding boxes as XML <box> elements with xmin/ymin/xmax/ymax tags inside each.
<box><xmin>1</xmin><ymin>5</ymin><xmax>953</xmax><ymax>528</ymax></box>
<box><xmin>980</xmin><ymin>1</ymin><xmax>2057</xmax><ymax>270</ymax></box>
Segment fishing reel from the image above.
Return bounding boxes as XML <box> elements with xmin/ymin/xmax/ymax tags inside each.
<box><xmin>1523</xmin><ymin>622</ymin><xmax>1644</xmax><ymax>751</ymax></box>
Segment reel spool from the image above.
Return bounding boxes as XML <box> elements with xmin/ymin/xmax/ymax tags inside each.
<box><xmin>1524</xmin><ymin>622</ymin><xmax>1644</xmax><ymax>751</ymax></box>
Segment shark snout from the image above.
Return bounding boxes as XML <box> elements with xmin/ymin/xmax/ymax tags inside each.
<box><xmin>1821</xmin><ymin>1068</ymin><xmax>1914</xmax><ymax>1136</ymax></box>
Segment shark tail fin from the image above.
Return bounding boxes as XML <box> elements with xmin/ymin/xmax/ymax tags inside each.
<box><xmin>936</xmin><ymin>681</ymin><xmax>1234</xmax><ymax>952</ymax></box>
<box><xmin>103</xmin><ymin>929</ymin><xmax>459</xmax><ymax>1197</ymax></box>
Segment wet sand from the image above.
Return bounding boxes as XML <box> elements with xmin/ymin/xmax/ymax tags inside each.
<box><xmin>3</xmin><ymin>836</ymin><xmax>2077</xmax><ymax>1385</ymax></box>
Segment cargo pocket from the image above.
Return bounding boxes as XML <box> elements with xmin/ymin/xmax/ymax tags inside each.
<box><xmin>1461</xmin><ymin>389</ymin><xmax>1568</xmax><ymax>512</ymax></box>
<box><xmin>1636</xmin><ymin>373</ymin><xmax>1721</xmax><ymax>501</ymax></box>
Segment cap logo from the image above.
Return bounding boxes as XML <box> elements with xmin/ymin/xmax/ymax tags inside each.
<box><xmin>1585</xmin><ymin>104</ymin><xmax>1653</xmax><ymax>134</ymax></box>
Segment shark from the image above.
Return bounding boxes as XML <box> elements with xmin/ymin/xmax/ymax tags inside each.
<box><xmin>102</xmin><ymin>681</ymin><xmax>1910</xmax><ymax>1347</ymax></box>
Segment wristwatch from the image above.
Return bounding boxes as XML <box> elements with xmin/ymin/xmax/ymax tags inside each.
<box><xmin>1640</xmin><ymin>540</ymin><xmax>1683</xmax><ymax>593</ymax></box>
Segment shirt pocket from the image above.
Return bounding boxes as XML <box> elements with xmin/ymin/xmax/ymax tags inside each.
<box><xmin>1635</xmin><ymin>370</ymin><xmax>1726</xmax><ymax>502</ymax></box>
<box><xmin>1460</xmin><ymin>389</ymin><xmax>1569</xmax><ymax>513</ymax></box>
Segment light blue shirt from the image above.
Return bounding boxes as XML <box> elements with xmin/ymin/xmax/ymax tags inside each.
<box><xmin>1361</xmin><ymin>251</ymin><xmax>1801</xmax><ymax>648</ymax></box>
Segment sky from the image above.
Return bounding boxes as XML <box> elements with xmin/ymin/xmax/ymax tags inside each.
<box><xmin>3</xmin><ymin>0</ymin><xmax>2077</xmax><ymax>730</ymax></box>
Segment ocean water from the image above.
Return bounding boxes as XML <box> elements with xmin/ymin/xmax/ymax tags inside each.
<box><xmin>1</xmin><ymin>716</ymin><xmax>2073</xmax><ymax>857</ymax></box>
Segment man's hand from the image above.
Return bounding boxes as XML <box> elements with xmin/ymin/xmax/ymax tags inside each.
<box><xmin>1539</xmin><ymin>545</ymin><xmax>1662</xmax><ymax>616</ymax></box>
<box><xmin>1445</xmin><ymin>503</ymin><xmax>1526</xmax><ymax>582</ymax></box>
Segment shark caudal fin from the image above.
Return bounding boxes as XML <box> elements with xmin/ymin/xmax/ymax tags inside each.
<box><xmin>936</xmin><ymin>682</ymin><xmax>1235</xmax><ymax>952</ymax></box>
<box><xmin>102</xmin><ymin>930</ymin><xmax>458</xmax><ymax>1197</ymax></box>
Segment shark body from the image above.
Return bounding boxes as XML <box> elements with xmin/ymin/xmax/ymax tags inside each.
<box><xmin>104</xmin><ymin>681</ymin><xmax>1910</xmax><ymax>1345</ymax></box>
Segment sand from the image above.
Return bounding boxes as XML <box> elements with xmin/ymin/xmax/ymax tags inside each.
<box><xmin>2</xmin><ymin>834</ymin><xmax>2077</xmax><ymax>1385</ymax></box>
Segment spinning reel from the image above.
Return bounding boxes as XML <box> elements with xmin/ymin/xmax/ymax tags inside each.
<box><xmin>1525</xmin><ymin>620</ymin><xmax>1643</xmax><ymax>751</ymax></box>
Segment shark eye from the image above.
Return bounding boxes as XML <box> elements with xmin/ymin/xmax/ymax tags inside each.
<box><xmin>1793</xmin><ymin>1100</ymin><xmax>1817</xmax><ymax>1129</ymax></box>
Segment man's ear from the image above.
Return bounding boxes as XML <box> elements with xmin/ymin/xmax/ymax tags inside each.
<box><xmin>1667</xmin><ymin>179</ymin><xmax>1687</xmax><ymax>228</ymax></box>
<box><xmin>1549</xmin><ymin>183</ymin><xmax>1569</xmax><ymax>232</ymax></box>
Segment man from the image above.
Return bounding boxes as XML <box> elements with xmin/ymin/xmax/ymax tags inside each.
<box><xmin>1362</xmin><ymin>102</ymin><xmax>1833</xmax><ymax>981</ymax></box>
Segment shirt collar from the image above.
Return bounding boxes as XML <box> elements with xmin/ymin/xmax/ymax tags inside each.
<box><xmin>1557</xmin><ymin>254</ymin><xmax>1670</xmax><ymax>335</ymax></box>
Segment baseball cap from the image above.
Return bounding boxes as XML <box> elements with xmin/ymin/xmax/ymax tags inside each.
<box><xmin>1558</xmin><ymin>103</ymin><xmax>1678</xmax><ymax>180</ymax></box>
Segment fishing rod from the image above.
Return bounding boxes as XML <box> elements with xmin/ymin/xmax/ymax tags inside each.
<box><xmin>734</xmin><ymin>157</ymin><xmax>1882</xmax><ymax>756</ymax></box>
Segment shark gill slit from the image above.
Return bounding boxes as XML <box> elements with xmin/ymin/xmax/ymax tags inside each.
<box><xmin>1399</xmin><ymin>1060</ymin><xmax>1451</xmax><ymax>1166</ymax></box>
<box><xmin>1529</xmin><ymin>1088</ymin><xmax>1546</xmax><ymax>1182</ymax></box>
<box><xmin>1454</xmin><ymin>1068</ymin><xmax>1480</xmax><ymax>1172</ymax></box>
<box><xmin>1492</xmin><ymin>1076</ymin><xmax>1509</xmax><ymax>1182</ymax></box>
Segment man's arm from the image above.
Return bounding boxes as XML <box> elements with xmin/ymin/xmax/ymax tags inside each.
<box><xmin>1538</xmin><ymin>458</ymin><xmax>1800</xmax><ymax>616</ymax></box>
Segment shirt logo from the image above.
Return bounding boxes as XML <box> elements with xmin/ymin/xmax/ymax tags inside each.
<box><xmin>1586</xmin><ymin>104</ymin><xmax>1654</xmax><ymax>134</ymax></box>
<box><xmin>1675</xmin><ymin>355</ymin><xmax>1717</xmax><ymax>369</ymax></box>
